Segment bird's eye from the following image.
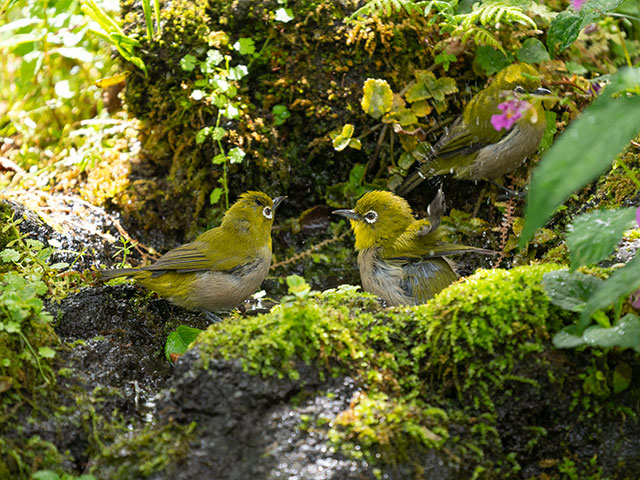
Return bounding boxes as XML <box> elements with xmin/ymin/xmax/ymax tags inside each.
<box><xmin>514</xmin><ymin>85</ymin><xmax>526</xmax><ymax>94</ymax></box>
<box><xmin>364</xmin><ymin>210</ymin><xmax>378</xmax><ymax>224</ymax></box>
<box><xmin>263</xmin><ymin>207</ymin><xmax>273</xmax><ymax>219</ymax></box>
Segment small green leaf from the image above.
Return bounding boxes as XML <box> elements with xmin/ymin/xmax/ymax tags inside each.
<box><xmin>361</xmin><ymin>78</ymin><xmax>393</xmax><ymax>119</ymax></box>
<box><xmin>547</xmin><ymin>0</ymin><xmax>624</xmax><ymax>57</ymax></box>
<box><xmin>196</xmin><ymin>127</ymin><xmax>212</xmax><ymax>144</ymax></box>
<box><xmin>547</xmin><ymin>11</ymin><xmax>584</xmax><ymax>57</ymax></box>
<box><xmin>233</xmin><ymin>38</ymin><xmax>256</xmax><ymax>55</ymax></box>
<box><xmin>38</xmin><ymin>346</ymin><xmax>56</xmax><ymax>359</ymax></box>
<box><xmin>434</xmin><ymin>52</ymin><xmax>456</xmax><ymax>71</ymax></box>
<box><xmin>516</xmin><ymin>38</ymin><xmax>550</xmax><ymax>64</ymax></box>
<box><xmin>229</xmin><ymin>65</ymin><xmax>248</xmax><ymax>80</ymax></box>
<box><xmin>180</xmin><ymin>54</ymin><xmax>197</xmax><ymax>71</ymax></box>
<box><xmin>212</xmin><ymin>153</ymin><xmax>226</xmax><ymax>165</ymax></box>
<box><xmin>581</xmin><ymin>255</ymin><xmax>640</xmax><ymax>324</ymax></box>
<box><xmin>567</xmin><ymin>208</ymin><xmax>636</xmax><ymax>269</ymax></box>
<box><xmin>286</xmin><ymin>274</ymin><xmax>311</xmax><ymax>298</ymax></box>
<box><xmin>0</xmin><ymin>248</ymin><xmax>21</xmax><ymax>263</ymax></box>
<box><xmin>211</xmin><ymin>127</ymin><xmax>226</xmax><ymax>141</ymax></box>
<box><xmin>272</xmin><ymin>104</ymin><xmax>291</xmax><ymax>126</ymax></box>
<box><xmin>228</xmin><ymin>147</ymin><xmax>245</xmax><ymax>164</ymax></box>
<box><xmin>565</xmin><ymin>61</ymin><xmax>588</xmax><ymax>74</ymax></box>
<box><xmin>275</xmin><ymin>7</ymin><xmax>294</xmax><ymax>22</ymax></box>
<box><xmin>210</xmin><ymin>188</ymin><xmax>223</xmax><ymax>204</ymax></box>
<box><xmin>32</xmin><ymin>471</ymin><xmax>60</xmax><ymax>480</ymax></box>
<box><xmin>613</xmin><ymin>361</ymin><xmax>632</xmax><ymax>393</ymax></box>
<box><xmin>542</xmin><ymin>269</ymin><xmax>603</xmax><ymax>313</ymax></box>
<box><xmin>332</xmin><ymin>124</ymin><xmax>356</xmax><ymax>151</ymax></box>
<box><xmin>474</xmin><ymin>46</ymin><xmax>513</xmax><ymax>76</ymax></box>
<box><xmin>164</xmin><ymin>325</ymin><xmax>203</xmax><ymax>362</ymax></box>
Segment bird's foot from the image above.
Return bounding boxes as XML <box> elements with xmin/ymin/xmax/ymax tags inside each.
<box><xmin>490</xmin><ymin>180</ymin><xmax>526</xmax><ymax>200</ymax></box>
<box><xmin>200</xmin><ymin>309</ymin><xmax>223</xmax><ymax>323</ymax></box>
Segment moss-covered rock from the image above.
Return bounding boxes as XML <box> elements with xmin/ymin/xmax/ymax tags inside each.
<box><xmin>92</xmin><ymin>264</ymin><xmax>640</xmax><ymax>478</ymax></box>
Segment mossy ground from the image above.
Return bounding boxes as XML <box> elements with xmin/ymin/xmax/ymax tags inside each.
<box><xmin>89</xmin><ymin>263</ymin><xmax>639</xmax><ymax>479</ymax></box>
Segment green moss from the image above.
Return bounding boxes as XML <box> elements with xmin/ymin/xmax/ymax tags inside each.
<box><xmin>0</xmin><ymin>435</ymin><xmax>69</xmax><ymax>478</ymax></box>
<box><xmin>191</xmin><ymin>263</ymin><xmax>640</xmax><ymax>474</ymax></box>
<box><xmin>92</xmin><ymin>421</ymin><xmax>197</xmax><ymax>479</ymax></box>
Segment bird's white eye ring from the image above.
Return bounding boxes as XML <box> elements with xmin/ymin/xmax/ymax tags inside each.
<box><xmin>514</xmin><ymin>85</ymin><xmax>526</xmax><ymax>94</ymax></box>
<box><xmin>364</xmin><ymin>210</ymin><xmax>378</xmax><ymax>224</ymax></box>
<box><xmin>263</xmin><ymin>206</ymin><xmax>273</xmax><ymax>219</ymax></box>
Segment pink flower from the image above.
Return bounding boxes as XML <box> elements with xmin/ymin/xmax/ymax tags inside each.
<box><xmin>490</xmin><ymin>100</ymin><xmax>532</xmax><ymax>131</ymax></box>
<box><xmin>636</xmin><ymin>206</ymin><xmax>640</xmax><ymax>228</ymax></box>
<box><xmin>631</xmin><ymin>289</ymin><xmax>640</xmax><ymax>309</ymax></box>
<box><xmin>571</xmin><ymin>0</ymin><xmax>587</xmax><ymax>10</ymax></box>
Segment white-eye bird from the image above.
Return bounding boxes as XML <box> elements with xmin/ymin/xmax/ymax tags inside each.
<box><xmin>334</xmin><ymin>190</ymin><xmax>493</xmax><ymax>306</ymax></box>
<box><xmin>397</xmin><ymin>63</ymin><xmax>550</xmax><ymax>196</ymax></box>
<box><xmin>102</xmin><ymin>191</ymin><xmax>285</xmax><ymax>321</ymax></box>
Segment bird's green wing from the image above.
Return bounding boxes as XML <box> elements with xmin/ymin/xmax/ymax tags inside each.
<box><xmin>385</xmin><ymin>221</ymin><xmax>496</xmax><ymax>260</ymax></box>
<box><xmin>145</xmin><ymin>233</ymin><xmax>251</xmax><ymax>275</ymax></box>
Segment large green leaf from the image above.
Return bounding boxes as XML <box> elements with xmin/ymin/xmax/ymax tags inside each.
<box><xmin>581</xmin><ymin>254</ymin><xmax>640</xmax><ymax>323</ymax></box>
<box><xmin>567</xmin><ymin>208</ymin><xmax>636</xmax><ymax>269</ymax></box>
<box><xmin>554</xmin><ymin>314</ymin><xmax>640</xmax><ymax>351</ymax></box>
<box><xmin>542</xmin><ymin>269</ymin><xmax>603</xmax><ymax>312</ymax></box>
<box><xmin>582</xmin><ymin>314</ymin><xmax>640</xmax><ymax>350</ymax></box>
<box><xmin>547</xmin><ymin>0</ymin><xmax>625</xmax><ymax>57</ymax></box>
<box><xmin>521</xmin><ymin>67</ymin><xmax>640</xmax><ymax>247</ymax></box>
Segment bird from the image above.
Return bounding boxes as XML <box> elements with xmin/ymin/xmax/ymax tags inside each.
<box><xmin>333</xmin><ymin>190</ymin><xmax>494</xmax><ymax>306</ymax></box>
<box><xmin>397</xmin><ymin>63</ymin><xmax>551</xmax><ymax>196</ymax></box>
<box><xmin>101</xmin><ymin>191</ymin><xmax>286</xmax><ymax>322</ymax></box>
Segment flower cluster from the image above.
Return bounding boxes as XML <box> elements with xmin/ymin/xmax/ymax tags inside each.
<box><xmin>490</xmin><ymin>100</ymin><xmax>532</xmax><ymax>131</ymax></box>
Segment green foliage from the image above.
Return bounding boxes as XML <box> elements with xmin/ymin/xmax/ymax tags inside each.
<box><xmin>330</xmin><ymin>124</ymin><xmax>361</xmax><ymax>151</ymax></box>
<box><xmin>325</xmin><ymin>164</ymin><xmax>374</xmax><ymax>208</ymax></box>
<box><xmin>180</xmin><ymin>48</ymin><xmax>249</xmax><ymax>210</ymax></box>
<box><xmin>32</xmin><ymin>471</ymin><xmax>96</xmax><ymax>480</ymax></box>
<box><xmin>474</xmin><ymin>45</ymin><xmax>513</xmax><ymax>75</ymax></box>
<box><xmin>547</xmin><ymin>0</ymin><xmax>625</xmax><ymax>57</ymax></box>
<box><xmin>111</xmin><ymin>237</ymin><xmax>138</xmax><ymax>268</ymax></box>
<box><xmin>0</xmin><ymin>214</ymin><xmax>63</xmax><ymax>386</ymax></box>
<box><xmin>543</xmin><ymin>269</ymin><xmax>640</xmax><ymax>352</ymax></box>
<box><xmin>566</xmin><ymin>208</ymin><xmax>636</xmax><ymax>269</ymax></box>
<box><xmin>350</xmin><ymin>0</ymin><xmax>428</xmax><ymax>19</ymax></box>
<box><xmin>361</xmin><ymin>79</ymin><xmax>393</xmax><ymax>119</ymax></box>
<box><xmin>81</xmin><ymin>0</ymin><xmax>148</xmax><ymax>74</ymax></box>
<box><xmin>164</xmin><ymin>325</ymin><xmax>203</xmax><ymax>362</ymax></box>
<box><xmin>516</xmin><ymin>38</ymin><xmax>550</xmax><ymax>64</ymax></box>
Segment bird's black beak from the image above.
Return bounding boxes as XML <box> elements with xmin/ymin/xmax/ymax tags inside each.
<box><xmin>272</xmin><ymin>196</ymin><xmax>287</xmax><ymax>211</ymax></box>
<box><xmin>332</xmin><ymin>209</ymin><xmax>362</xmax><ymax>221</ymax></box>
<box><xmin>531</xmin><ymin>87</ymin><xmax>551</xmax><ymax>95</ymax></box>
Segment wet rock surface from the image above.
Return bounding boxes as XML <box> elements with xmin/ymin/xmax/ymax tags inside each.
<box><xmin>151</xmin><ymin>355</ymin><xmax>372</xmax><ymax>480</ymax></box>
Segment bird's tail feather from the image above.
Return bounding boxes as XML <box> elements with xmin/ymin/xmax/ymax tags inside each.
<box><xmin>397</xmin><ymin>169</ymin><xmax>428</xmax><ymax>197</ymax></box>
<box><xmin>424</xmin><ymin>244</ymin><xmax>498</xmax><ymax>258</ymax></box>
<box><xmin>101</xmin><ymin>268</ymin><xmax>140</xmax><ymax>280</ymax></box>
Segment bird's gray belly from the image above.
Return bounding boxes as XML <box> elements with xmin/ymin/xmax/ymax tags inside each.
<box><xmin>186</xmin><ymin>257</ymin><xmax>270</xmax><ymax>311</ymax></box>
<box><xmin>471</xmin><ymin>121</ymin><xmax>545</xmax><ymax>179</ymax></box>
<box><xmin>358</xmin><ymin>249</ymin><xmax>414</xmax><ymax>306</ymax></box>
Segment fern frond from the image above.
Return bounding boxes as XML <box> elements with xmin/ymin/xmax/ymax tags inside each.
<box><xmin>458</xmin><ymin>26</ymin><xmax>505</xmax><ymax>53</ymax></box>
<box><xmin>350</xmin><ymin>0</ymin><xmax>428</xmax><ymax>19</ymax></box>
<box><xmin>456</xmin><ymin>1</ymin><xmax>536</xmax><ymax>30</ymax></box>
